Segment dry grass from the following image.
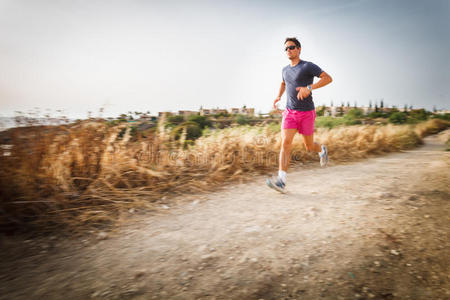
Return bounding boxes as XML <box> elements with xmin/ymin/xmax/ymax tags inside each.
<box><xmin>0</xmin><ymin>118</ymin><xmax>448</xmax><ymax>233</ymax></box>
<box><xmin>414</xmin><ymin>118</ymin><xmax>450</xmax><ymax>138</ymax></box>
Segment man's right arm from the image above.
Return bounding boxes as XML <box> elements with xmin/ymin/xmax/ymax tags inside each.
<box><xmin>273</xmin><ymin>81</ymin><xmax>286</xmax><ymax>110</ymax></box>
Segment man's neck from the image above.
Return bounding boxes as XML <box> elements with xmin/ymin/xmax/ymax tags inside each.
<box><xmin>290</xmin><ymin>57</ymin><xmax>300</xmax><ymax>66</ymax></box>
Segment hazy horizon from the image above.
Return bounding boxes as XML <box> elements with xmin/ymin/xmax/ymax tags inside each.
<box><xmin>1</xmin><ymin>0</ymin><xmax>449</xmax><ymax>119</ymax></box>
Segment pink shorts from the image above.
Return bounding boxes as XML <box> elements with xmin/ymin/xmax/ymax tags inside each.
<box><xmin>282</xmin><ymin>109</ymin><xmax>316</xmax><ymax>135</ymax></box>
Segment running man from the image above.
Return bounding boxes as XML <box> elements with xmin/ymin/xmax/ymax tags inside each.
<box><xmin>266</xmin><ymin>37</ymin><xmax>333</xmax><ymax>193</ymax></box>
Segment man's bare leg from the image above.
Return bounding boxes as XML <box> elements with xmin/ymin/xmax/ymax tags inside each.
<box><xmin>302</xmin><ymin>133</ymin><xmax>329</xmax><ymax>166</ymax></box>
<box><xmin>279</xmin><ymin>128</ymin><xmax>298</xmax><ymax>172</ymax></box>
<box><xmin>267</xmin><ymin>128</ymin><xmax>297</xmax><ymax>192</ymax></box>
<box><xmin>302</xmin><ymin>134</ymin><xmax>321</xmax><ymax>152</ymax></box>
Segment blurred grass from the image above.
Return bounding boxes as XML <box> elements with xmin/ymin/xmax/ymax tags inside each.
<box><xmin>0</xmin><ymin>118</ymin><xmax>448</xmax><ymax>233</ymax></box>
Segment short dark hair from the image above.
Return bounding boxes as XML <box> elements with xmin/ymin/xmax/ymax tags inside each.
<box><xmin>285</xmin><ymin>37</ymin><xmax>301</xmax><ymax>48</ymax></box>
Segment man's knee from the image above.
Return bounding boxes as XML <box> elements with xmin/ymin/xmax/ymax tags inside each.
<box><xmin>281</xmin><ymin>138</ymin><xmax>293</xmax><ymax>151</ymax></box>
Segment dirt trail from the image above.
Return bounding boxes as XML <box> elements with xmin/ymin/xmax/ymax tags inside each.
<box><xmin>1</xmin><ymin>132</ymin><xmax>449</xmax><ymax>300</ymax></box>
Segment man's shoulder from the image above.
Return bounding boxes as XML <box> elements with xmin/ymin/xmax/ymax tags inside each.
<box><xmin>302</xmin><ymin>60</ymin><xmax>322</xmax><ymax>75</ymax></box>
<box><xmin>300</xmin><ymin>59</ymin><xmax>314</xmax><ymax>66</ymax></box>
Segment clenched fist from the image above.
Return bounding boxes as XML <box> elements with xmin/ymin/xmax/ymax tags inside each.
<box><xmin>295</xmin><ymin>86</ymin><xmax>311</xmax><ymax>100</ymax></box>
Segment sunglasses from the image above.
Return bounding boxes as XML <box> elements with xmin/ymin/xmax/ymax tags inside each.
<box><xmin>285</xmin><ymin>45</ymin><xmax>297</xmax><ymax>51</ymax></box>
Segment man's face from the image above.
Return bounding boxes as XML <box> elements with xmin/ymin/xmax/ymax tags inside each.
<box><xmin>285</xmin><ymin>41</ymin><xmax>300</xmax><ymax>59</ymax></box>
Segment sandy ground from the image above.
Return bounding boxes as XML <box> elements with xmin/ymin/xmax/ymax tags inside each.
<box><xmin>0</xmin><ymin>132</ymin><xmax>449</xmax><ymax>300</ymax></box>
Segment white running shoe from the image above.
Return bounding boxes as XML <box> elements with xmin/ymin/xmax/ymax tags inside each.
<box><xmin>320</xmin><ymin>145</ymin><xmax>328</xmax><ymax>167</ymax></box>
<box><xmin>266</xmin><ymin>176</ymin><xmax>286</xmax><ymax>193</ymax></box>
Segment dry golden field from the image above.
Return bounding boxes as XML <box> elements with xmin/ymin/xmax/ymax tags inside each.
<box><xmin>0</xmin><ymin>118</ymin><xmax>448</xmax><ymax>232</ymax></box>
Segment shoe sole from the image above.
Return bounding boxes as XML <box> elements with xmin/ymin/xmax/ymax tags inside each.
<box><xmin>266</xmin><ymin>178</ymin><xmax>287</xmax><ymax>194</ymax></box>
<box><xmin>320</xmin><ymin>147</ymin><xmax>329</xmax><ymax>167</ymax></box>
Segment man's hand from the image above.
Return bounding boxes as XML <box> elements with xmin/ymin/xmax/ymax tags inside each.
<box><xmin>273</xmin><ymin>96</ymin><xmax>281</xmax><ymax>110</ymax></box>
<box><xmin>296</xmin><ymin>72</ymin><xmax>332</xmax><ymax>100</ymax></box>
<box><xmin>296</xmin><ymin>86</ymin><xmax>311</xmax><ymax>100</ymax></box>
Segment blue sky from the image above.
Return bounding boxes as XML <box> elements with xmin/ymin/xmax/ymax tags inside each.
<box><xmin>0</xmin><ymin>0</ymin><xmax>449</xmax><ymax>118</ymax></box>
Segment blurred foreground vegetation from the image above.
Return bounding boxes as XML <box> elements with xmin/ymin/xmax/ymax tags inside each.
<box><xmin>0</xmin><ymin>107</ymin><xmax>449</xmax><ymax>233</ymax></box>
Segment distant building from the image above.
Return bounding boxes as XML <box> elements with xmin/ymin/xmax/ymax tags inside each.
<box><xmin>170</xmin><ymin>106</ymin><xmax>258</xmax><ymax>117</ymax></box>
<box><xmin>361</xmin><ymin>106</ymin><xmax>374</xmax><ymax>114</ymax></box>
<box><xmin>322</xmin><ymin>106</ymin><xmax>338</xmax><ymax>117</ymax></box>
<box><xmin>331</xmin><ymin>106</ymin><xmax>338</xmax><ymax>117</ymax></box>
<box><xmin>198</xmin><ymin>107</ymin><xmax>255</xmax><ymax>116</ymax></box>
<box><xmin>211</xmin><ymin>109</ymin><xmax>228</xmax><ymax>115</ymax></box>
<box><xmin>240</xmin><ymin>107</ymin><xmax>254</xmax><ymax>116</ymax></box>
<box><xmin>199</xmin><ymin>109</ymin><xmax>211</xmax><ymax>116</ymax></box>
<box><xmin>229</xmin><ymin>108</ymin><xmax>240</xmax><ymax>114</ymax></box>
<box><xmin>139</xmin><ymin>114</ymin><xmax>153</xmax><ymax>121</ymax></box>
<box><xmin>228</xmin><ymin>107</ymin><xmax>255</xmax><ymax>116</ymax></box>
<box><xmin>178</xmin><ymin>110</ymin><xmax>197</xmax><ymax>118</ymax></box>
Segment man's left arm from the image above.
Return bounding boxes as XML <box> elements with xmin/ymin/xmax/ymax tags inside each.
<box><xmin>311</xmin><ymin>71</ymin><xmax>333</xmax><ymax>90</ymax></box>
<box><xmin>296</xmin><ymin>71</ymin><xmax>333</xmax><ymax>100</ymax></box>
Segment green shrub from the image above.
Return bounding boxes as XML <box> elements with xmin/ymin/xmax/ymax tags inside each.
<box><xmin>315</xmin><ymin>115</ymin><xmax>363</xmax><ymax>129</ymax></box>
<box><xmin>266</xmin><ymin>122</ymin><xmax>282</xmax><ymax>133</ymax></box>
<box><xmin>432</xmin><ymin>113</ymin><xmax>450</xmax><ymax>121</ymax></box>
<box><xmin>185</xmin><ymin>123</ymin><xmax>202</xmax><ymax>140</ymax></box>
<box><xmin>167</xmin><ymin>115</ymin><xmax>185</xmax><ymax>126</ymax></box>
<box><xmin>406</xmin><ymin>117</ymin><xmax>421</xmax><ymax>124</ymax></box>
<box><xmin>106</xmin><ymin>119</ymin><xmax>127</xmax><ymax>126</ymax></box>
<box><xmin>315</xmin><ymin>116</ymin><xmax>347</xmax><ymax>128</ymax></box>
<box><xmin>368</xmin><ymin>111</ymin><xmax>384</xmax><ymax>118</ymax></box>
<box><xmin>129</xmin><ymin>126</ymin><xmax>138</xmax><ymax>137</ymax></box>
<box><xmin>316</xmin><ymin>106</ymin><xmax>326</xmax><ymax>117</ymax></box>
<box><xmin>212</xmin><ymin>112</ymin><xmax>230</xmax><ymax>118</ymax></box>
<box><xmin>171</xmin><ymin>122</ymin><xmax>203</xmax><ymax>141</ymax></box>
<box><xmin>409</xmin><ymin>109</ymin><xmax>430</xmax><ymax>121</ymax></box>
<box><xmin>235</xmin><ymin>114</ymin><xmax>250</xmax><ymax>125</ymax></box>
<box><xmin>389</xmin><ymin>112</ymin><xmax>407</xmax><ymax>124</ymax></box>
<box><xmin>346</xmin><ymin>108</ymin><xmax>364</xmax><ymax>119</ymax></box>
<box><xmin>187</xmin><ymin>115</ymin><xmax>212</xmax><ymax>129</ymax></box>
<box><xmin>345</xmin><ymin>118</ymin><xmax>362</xmax><ymax>125</ymax></box>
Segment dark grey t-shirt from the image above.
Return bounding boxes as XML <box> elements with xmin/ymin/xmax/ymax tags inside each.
<box><xmin>282</xmin><ymin>60</ymin><xmax>323</xmax><ymax>111</ymax></box>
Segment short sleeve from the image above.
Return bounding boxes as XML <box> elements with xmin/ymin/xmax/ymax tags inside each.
<box><xmin>308</xmin><ymin>62</ymin><xmax>323</xmax><ymax>77</ymax></box>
